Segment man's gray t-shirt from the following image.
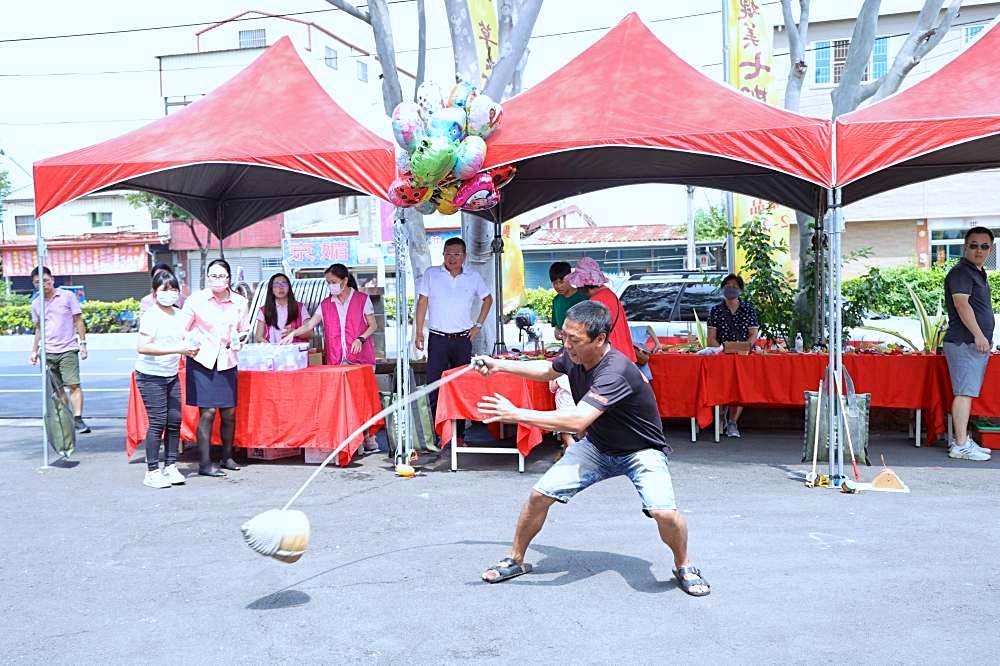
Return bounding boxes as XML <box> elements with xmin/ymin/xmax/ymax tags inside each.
<box><xmin>551</xmin><ymin>347</ymin><xmax>667</xmax><ymax>455</ymax></box>
<box><xmin>944</xmin><ymin>258</ymin><xmax>995</xmax><ymax>344</ymax></box>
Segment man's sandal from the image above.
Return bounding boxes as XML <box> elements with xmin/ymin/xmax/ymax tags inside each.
<box><xmin>482</xmin><ymin>557</ymin><xmax>533</xmax><ymax>584</ymax></box>
<box><xmin>673</xmin><ymin>566</ymin><xmax>711</xmax><ymax>597</ymax></box>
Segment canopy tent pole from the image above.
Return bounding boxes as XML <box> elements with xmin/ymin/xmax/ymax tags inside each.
<box><xmin>824</xmin><ymin>187</ymin><xmax>846</xmax><ymax>483</ymax></box>
<box><xmin>392</xmin><ymin>209</ymin><xmax>412</xmax><ymax>465</ymax></box>
<box><xmin>36</xmin><ymin>217</ymin><xmax>50</xmax><ymax>469</ymax></box>
<box><xmin>491</xmin><ymin>203</ymin><xmax>507</xmax><ymax>355</ymax></box>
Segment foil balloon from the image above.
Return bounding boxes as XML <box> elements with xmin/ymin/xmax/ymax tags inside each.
<box><xmin>454</xmin><ymin>172</ymin><xmax>499</xmax><ymax>211</ymax></box>
<box><xmin>415</xmin><ymin>81</ymin><xmax>444</xmax><ymax>123</ymax></box>
<box><xmin>447</xmin><ymin>80</ymin><xmax>478</xmax><ymax>110</ymax></box>
<box><xmin>392</xmin><ymin>101</ymin><xmax>424</xmax><ymax>153</ymax></box>
<box><xmin>433</xmin><ymin>183</ymin><xmax>461</xmax><ymax>216</ymax></box>
<box><xmin>415</xmin><ymin>199</ymin><xmax>438</xmax><ymax>215</ymax></box>
<box><xmin>452</xmin><ymin>136</ymin><xmax>487</xmax><ymax>180</ymax></box>
<box><xmin>427</xmin><ymin>107</ymin><xmax>466</xmax><ymax>143</ymax></box>
<box><xmin>395</xmin><ymin>147</ymin><xmax>412</xmax><ymax>175</ymax></box>
<box><xmin>488</xmin><ymin>164</ymin><xmax>517</xmax><ymax>189</ymax></box>
<box><xmin>388</xmin><ymin>176</ymin><xmax>430</xmax><ymax>208</ymax></box>
<box><xmin>467</xmin><ymin>94</ymin><xmax>502</xmax><ymax>139</ymax></box>
<box><xmin>410</xmin><ymin>136</ymin><xmax>457</xmax><ymax>187</ymax></box>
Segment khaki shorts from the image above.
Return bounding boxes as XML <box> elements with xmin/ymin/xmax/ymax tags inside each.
<box><xmin>46</xmin><ymin>350</ymin><xmax>81</xmax><ymax>387</ymax></box>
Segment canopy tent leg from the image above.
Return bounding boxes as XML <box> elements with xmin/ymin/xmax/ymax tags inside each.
<box><xmin>491</xmin><ymin>204</ymin><xmax>507</xmax><ymax>355</ymax></box>
<box><xmin>393</xmin><ymin>209</ymin><xmax>412</xmax><ymax>466</ymax></box>
<box><xmin>37</xmin><ymin>216</ymin><xmax>51</xmax><ymax>469</ymax></box>
<box><xmin>825</xmin><ymin>188</ymin><xmax>846</xmax><ymax>484</ymax></box>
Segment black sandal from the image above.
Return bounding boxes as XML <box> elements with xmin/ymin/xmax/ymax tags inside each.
<box><xmin>673</xmin><ymin>566</ymin><xmax>711</xmax><ymax>597</ymax></box>
<box><xmin>482</xmin><ymin>557</ymin><xmax>533</xmax><ymax>584</ymax></box>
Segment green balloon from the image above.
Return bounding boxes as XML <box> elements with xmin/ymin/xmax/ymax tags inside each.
<box><xmin>410</xmin><ymin>136</ymin><xmax>457</xmax><ymax>187</ymax></box>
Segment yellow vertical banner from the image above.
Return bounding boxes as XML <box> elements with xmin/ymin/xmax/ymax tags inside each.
<box><xmin>501</xmin><ymin>218</ymin><xmax>525</xmax><ymax>313</ymax></box>
<box><xmin>726</xmin><ymin>0</ymin><xmax>792</xmax><ymax>275</ymax></box>
<box><xmin>468</xmin><ymin>0</ymin><xmax>499</xmax><ymax>86</ymax></box>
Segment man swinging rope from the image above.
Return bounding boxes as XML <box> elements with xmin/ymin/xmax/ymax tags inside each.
<box><xmin>475</xmin><ymin>301</ymin><xmax>710</xmax><ymax>597</ymax></box>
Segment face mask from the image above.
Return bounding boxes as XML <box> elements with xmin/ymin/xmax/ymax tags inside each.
<box><xmin>156</xmin><ymin>290</ymin><xmax>179</xmax><ymax>307</ymax></box>
<box><xmin>207</xmin><ymin>277</ymin><xmax>229</xmax><ymax>293</ymax></box>
<box><xmin>722</xmin><ymin>287</ymin><xmax>741</xmax><ymax>300</ymax></box>
<box><xmin>328</xmin><ymin>282</ymin><xmax>343</xmax><ymax>296</ymax></box>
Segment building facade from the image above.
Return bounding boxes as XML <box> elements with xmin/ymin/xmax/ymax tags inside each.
<box><xmin>770</xmin><ymin>1</ymin><xmax>1000</xmax><ymax>277</ymax></box>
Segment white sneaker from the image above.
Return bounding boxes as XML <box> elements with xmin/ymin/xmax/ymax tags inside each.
<box><xmin>162</xmin><ymin>464</ymin><xmax>186</xmax><ymax>485</ymax></box>
<box><xmin>143</xmin><ymin>469</ymin><xmax>171</xmax><ymax>489</ymax></box>
<box><xmin>725</xmin><ymin>422</ymin><xmax>741</xmax><ymax>439</ymax></box>
<box><xmin>951</xmin><ymin>437</ymin><xmax>991</xmax><ymax>456</ymax></box>
<box><xmin>949</xmin><ymin>441</ymin><xmax>991</xmax><ymax>461</ymax></box>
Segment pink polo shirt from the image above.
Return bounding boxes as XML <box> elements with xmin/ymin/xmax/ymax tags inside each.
<box><xmin>181</xmin><ymin>288</ymin><xmax>249</xmax><ymax>371</ymax></box>
<box><xmin>31</xmin><ymin>288</ymin><xmax>82</xmax><ymax>354</ymax></box>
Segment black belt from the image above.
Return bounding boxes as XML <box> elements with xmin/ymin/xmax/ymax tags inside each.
<box><xmin>430</xmin><ymin>329</ymin><xmax>470</xmax><ymax>339</ymax></box>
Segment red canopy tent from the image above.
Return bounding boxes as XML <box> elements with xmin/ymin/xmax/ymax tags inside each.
<box><xmin>836</xmin><ymin>20</ymin><xmax>1000</xmax><ymax>202</ymax></box>
<box><xmin>32</xmin><ymin>37</ymin><xmax>394</xmax><ymax>239</ymax></box>
<box><xmin>482</xmin><ymin>13</ymin><xmax>833</xmax><ymax>219</ymax></box>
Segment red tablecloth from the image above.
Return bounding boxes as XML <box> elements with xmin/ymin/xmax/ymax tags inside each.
<box><xmin>126</xmin><ymin>365</ymin><xmax>381</xmax><ymax>466</ymax></box>
<box><xmin>434</xmin><ymin>369</ymin><xmax>555</xmax><ymax>456</ymax></box>
<box><xmin>647</xmin><ymin>353</ymin><xmax>1000</xmax><ymax>445</ymax></box>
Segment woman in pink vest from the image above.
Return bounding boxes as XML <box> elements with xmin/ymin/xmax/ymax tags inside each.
<box><xmin>283</xmin><ymin>264</ymin><xmax>378</xmax><ymax>452</ymax></box>
<box><xmin>283</xmin><ymin>263</ymin><xmax>376</xmax><ymax>364</ymax></box>
<box><xmin>255</xmin><ymin>273</ymin><xmax>311</xmax><ymax>344</ymax></box>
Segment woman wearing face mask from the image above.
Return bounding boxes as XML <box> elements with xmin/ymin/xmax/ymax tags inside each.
<box><xmin>135</xmin><ymin>271</ymin><xmax>200</xmax><ymax>489</ymax></box>
<box><xmin>283</xmin><ymin>264</ymin><xmax>379</xmax><ymax>452</ymax></box>
<box><xmin>181</xmin><ymin>258</ymin><xmax>249</xmax><ymax>476</ymax></box>
<box><xmin>706</xmin><ymin>273</ymin><xmax>760</xmax><ymax>439</ymax></box>
<box><xmin>255</xmin><ymin>273</ymin><xmax>311</xmax><ymax>344</ymax></box>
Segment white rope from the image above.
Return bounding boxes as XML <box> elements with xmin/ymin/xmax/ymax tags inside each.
<box><xmin>280</xmin><ymin>362</ymin><xmax>480</xmax><ymax>511</ymax></box>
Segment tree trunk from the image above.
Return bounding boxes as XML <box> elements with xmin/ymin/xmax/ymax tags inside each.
<box><xmin>461</xmin><ymin>212</ymin><xmax>497</xmax><ymax>355</ymax></box>
<box><xmin>830</xmin><ymin>0</ymin><xmax>882</xmax><ymax>117</ymax></box>
<box><xmin>483</xmin><ymin>0</ymin><xmax>543</xmax><ymax>100</ymax></box>
<box><xmin>444</xmin><ymin>0</ymin><xmax>481</xmax><ymax>84</ymax></box>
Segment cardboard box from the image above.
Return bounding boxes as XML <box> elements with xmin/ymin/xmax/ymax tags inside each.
<box><xmin>247</xmin><ymin>447</ymin><xmax>301</xmax><ymax>460</ymax></box>
<box><xmin>308</xmin><ymin>352</ymin><xmax>323</xmax><ymax>366</ymax></box>
<box><xmin>723</xmin><ymin>341</ymin><xmax>751</xmax><ymax>355</ymax></box>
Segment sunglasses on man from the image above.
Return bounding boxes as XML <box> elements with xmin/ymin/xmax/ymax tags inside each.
<box><xmin>967</xmin><ymin>243</ymin><xmax>993</xmax><ymax>251</ymax></box>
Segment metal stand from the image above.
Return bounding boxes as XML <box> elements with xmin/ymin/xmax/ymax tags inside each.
<box><xmin>392</xmin><ymin>210</ymin><xmax>412</xmax><ymax>466</ymax></box>
<box><xmin>825</xmin><ymin>188</ymin><xmax>846</xmax><ymax>484</ymax></box>
<box><xmin>36</xmin><ymin>216</ymin><xmax>51</xmax><ymax>469</ymax></box>
<box><xmin>491</xmin><ymin>207</ymin><xmax>506</xmax><ymax>355</ymax></box>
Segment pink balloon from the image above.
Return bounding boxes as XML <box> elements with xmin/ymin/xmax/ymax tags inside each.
<box><xmin>453</xmin><ymin>173</ymin><xmax>499</xmax><ymax>211</ymax></box>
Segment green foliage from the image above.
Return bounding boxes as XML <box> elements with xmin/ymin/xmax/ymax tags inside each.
<box><xmin>383</xmin><ymin>296</ymin><xmax>414</xmax><ymax>321</ymax></box>
<box><xmin>990</xmin><ymin>271</ymin><xmax>1000</xmax><ymax>312</ymax></box>
<box><xmin>0</xmin><ymin>298</ymin><xmax>140</xmax><ymax>335</ymax></box>
<box><xmin>694</xmin><ymin>206</ymin><xmax>728</xmax><ymax>241</ymax></box>
<box><xmin>842</xmin><ymin>263</ymin><xmax>952</xmax><ymax>317</ymax></box>
<box><xmin>0</xmin><ymin>281</ymin><xmax>29</xmax><ymax>306</ymax></box>
<box><xmin>735</xmin><ymin>209</ymin><xmax>795</xmax><ymax>343</ymax></box>
<box><xmin>125</xmin><ymin>192</ymin><xmax>192</xmax><ymax>222</ymax></box>
<box><xmin>0</xmin><ymin>168</ymin><xmax>11</xmax><ymax>200</ymax></box>
<box><xmin>516</xmin><ymin>287</ymin><xmax>556</xmax><ymax>320</ymax></box>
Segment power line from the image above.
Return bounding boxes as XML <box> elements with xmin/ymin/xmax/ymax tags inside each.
<box><xmin>0</xmin><ymin>2</ymin><xmax>415</xmax><ymax>44</ymax></box>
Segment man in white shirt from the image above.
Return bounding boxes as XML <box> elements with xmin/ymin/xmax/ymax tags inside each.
<box><xmin>415</xmin><ymin>237</ymin><xmax>493</xmax><ymax>444</ymax></box>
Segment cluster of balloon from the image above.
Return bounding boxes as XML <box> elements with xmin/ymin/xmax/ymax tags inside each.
<box><xmin>389</xmin><ymin>80</ymin><xmax>515</xmax><ymax>215</ymax></box>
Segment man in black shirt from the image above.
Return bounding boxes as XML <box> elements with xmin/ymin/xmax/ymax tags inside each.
<box><xmin>943</xmin><ymin>226</ymin><xmax>996</xmax><ymax>462</ymax></box>
<box><xmin>475</xmin><ymin>301</ymin><xmax>709</xmax><ymax>597</ymax></box>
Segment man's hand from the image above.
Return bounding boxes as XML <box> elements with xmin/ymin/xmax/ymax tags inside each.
<box><xmin>473</xmin><ymin>355</ymin><xmax>503</xmax><ymax>376</ymax></box>
<box><xmin>975</xmin><ymin>333</ymin><xmax>991</xmax><ymax>354</ymax></box>
<box><xmin>477</xmin><ymin>392</ymin><xmax>519</xmax><ymax>424</ymax></box>
<box><xmin>350</xmin><ymin>338</ymin><xmax>363</xmax><ymax>354</ymax></box>
<box><xmin>468</xmin><ymin>326</ymin><xmax>481</xmax><ymax>342</ymax></box>
<box><xmin>415</xmin><ymin>330</ymin><xmax>425</xmax><ymax>351</ymax></box>
<box><xmin>29</xmin><ymin>351</ymin><xmax>39</xmax><ymax>366</ymax></box>
<box><xmin>79</xmin><ymin>344</ymin><xmax>88</xmax><ymax>361</ymax></box>
<box><xmin>180</xmin><ymin>344</ymin><xmax>200</xmax><ymax>358</ymax></box>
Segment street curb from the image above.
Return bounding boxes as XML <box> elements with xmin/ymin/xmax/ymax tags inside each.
<box><xmin>0</xmin><ymin>332</ymin><xmax>138</xmax><ymax>352</ymax></box>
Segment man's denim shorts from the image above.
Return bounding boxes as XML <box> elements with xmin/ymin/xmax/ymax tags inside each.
<box><xmin>533</xmin><ymin>438</ymin><xmax>677</xmax><ymax>514</ymax></box>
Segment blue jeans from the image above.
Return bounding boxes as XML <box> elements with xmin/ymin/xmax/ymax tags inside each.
<box><xmin>534</xmin><ymin>438</ymin><xmax>677</xmax><ymax>513</ymax></box>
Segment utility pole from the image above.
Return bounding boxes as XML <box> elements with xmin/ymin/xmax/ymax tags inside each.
<box><xmin>685</xmin><ymin>185</ymin><xmax>697</xmax><ymax>270</ymax></box>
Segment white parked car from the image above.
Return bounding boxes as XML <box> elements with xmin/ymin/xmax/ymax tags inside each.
<box><xmin>613</xmin><ymin>271</ymin><xmax>727</xmax><ymax>339</ymax></box>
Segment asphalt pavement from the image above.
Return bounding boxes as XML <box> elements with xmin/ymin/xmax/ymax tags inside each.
<box><xmin>1</xmin><ymin>415</ymin><xmax>998</xmax><ymax>664</ymax></box>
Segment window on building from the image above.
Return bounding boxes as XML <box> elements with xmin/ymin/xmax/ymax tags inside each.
<box><xmin>261</xmin><ymin>257</ymin><xmax>283</xmax><ymax>270</ymax></box>
<box><xmin>14</xmin><ymin>215</ymin><xmax>35</xmax><ymax>235</ymax></box>
<box><xmin>964</xmin><ymin>24</ymin><xmax>985</xmax><ymax>44</ymax></box>
<box><xmin>814</xmin><ymin>36</ymin><xmax>886</xmax><ymax>84</ymax></box>
<box><xmin>339</xmin><ymin>196</ymin><xmax>358</xmax><ymax>216</ymax></box>
<box><xmin>325</xmin><ymin>46</ymin><xmax>338</xmax><ymax>69</ymax></box>
<box><xmin>930</xmin><ymin>226</ymin><xmax>1000</xmax><ymax>270</ymax></box>
<box><xmin>89</xmin><ymin>212</ymin><xmax>112</xmax><ymax>228</ymax></box>
<box><xmin>239</xmin><ymin>29</ymin><xmax>266</xmax><ymax>49</ymax></box>
<box><xmin>356</xmin><ymin>60</ymin><xmax>368</xmax><ymax>82</ymax></box>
